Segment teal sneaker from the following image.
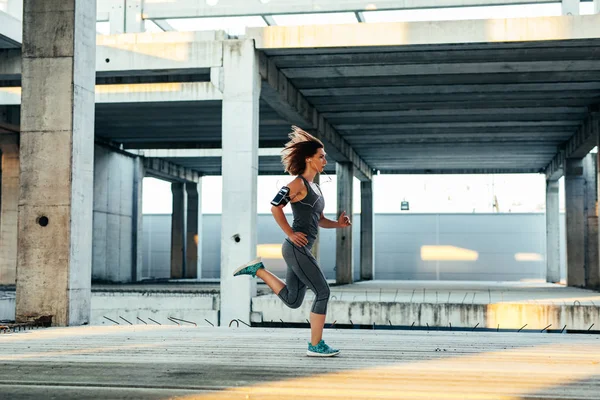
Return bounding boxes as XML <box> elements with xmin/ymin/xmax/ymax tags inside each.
<box><xmin>307</xmin><ymin>340</ymin><xmax>340</xmax><ymax>357</ymax></box>
<box><xmin>233</xmin><ymin>257</ymin><xmax>264</xmax><ymax>278</ymax></box>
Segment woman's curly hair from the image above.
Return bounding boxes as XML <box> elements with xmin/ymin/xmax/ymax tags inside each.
<box><xmin>281</xmin><ymin>126</ymin><xmax>324</xmax><ymax>176</ymax></box>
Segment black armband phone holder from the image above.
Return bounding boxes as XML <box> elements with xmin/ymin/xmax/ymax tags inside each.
<box><xmin>271</xmin><ymin>186</ymin><xmax>291</xmax><ymax>206</ymax></box>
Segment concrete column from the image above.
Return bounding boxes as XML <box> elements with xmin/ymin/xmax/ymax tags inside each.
<box><xmin>584</xmin><ymin>154</ymin><xmax>600</xmax><ymax>288</ymax></box>
<box><xmin>108</xmin><ymin>0</ymin><xmax>125</xmax><ymax>34</ymax></box>
<box><xmin>131</xmin><ymin>157</ymin><xmax>144</xmax><ymax>282</ymax></box>
<box><xmin>92</xmin><ymin>146</ymin><xmax>136</xmax><ymax>283</ymax></box>
<box><xmin>565</xmin><ymin>158</ymin><xmax>586</xmax><ymax>287</ymax></box>
<box><xmin>170</xmin><ymin>182</ymin><xmax>185</xmax><ymax>279</ymax></box>
<box><xmin>220</xmin><ymin>40</ymin><xmax>260</xmax><ymax>325</ymax></box>
<box><xmin>197</xmin><ymin>178</ymin><xmax>203</xmax><ymax>278</ymax></box>
<box><xmin>0</xmin><ymin>137</ymin><xmax>18</xmax><ymax>285</ymax></box>
<box><xmin>360</xmin><ymin>180</ymin><xmax>374</xmax><ymax>281</ymax></box>
<box><xmin>545</xmin><ymin>179</ymin><xmax>561</xmax><ymax>283</ymax></box>
<box><xmin>125</xmin><ymin>0</ymin><xmax>143</xmax><ymax>33</ymax></box>
<box><xmin>16</xmin><ymin>0</ymin><xmax>96</xmax><ymax>326</ymax></box>
<box><xmin>185</xmin><ymin>182</ymin><xmax>199</xmax><ymax>279</ymax></box>
<box><xmin>310</xmin><ymin>173</ymin><xmax>320</xmax><ymax>263</ymax></box>
<box><xmin>336</xmin><ymin>162</ymin><xmax>354</xmax><ymax>285</ymax></box>
<box><xmin>562</xmin><ymin>0</ymin><xmax>580</xmax><ymax>15</ymax></box>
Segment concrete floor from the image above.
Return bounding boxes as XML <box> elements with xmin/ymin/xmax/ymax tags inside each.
<box><xmin>1</xmin><ymin>325</ymin><xmax>600</xmax><ymax>399</ymax></box>
<box><xmin>88</xmin><ymin>280</ymin><xmax>600</xmax><ymax>305</ymax></box>
<box><xmin>2</xmin><ymin>280</ymin><xmax>591</xmax><ymax>299</ymax></box>
<box><xmin>89</xmin><ymin>280</ymin><xmax>599</xmax><ymax>301</ymax></box>
<box><xmin>328</xmin><ymin>280</ymin><xmax>600</xmax><ymax>305</ymax></box>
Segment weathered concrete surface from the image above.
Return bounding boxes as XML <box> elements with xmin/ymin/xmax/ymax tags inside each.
<box><xmin>186</xmin><ymin>182</ymin><xmax>200</xmax><ymax>279</ymax></box>
<box><xmin>0</xmin><ymin>137</ymin><xmax>19</xmax><ymax>285</ymax></box>
<box><xmin>1</xmin><ymin>325</ymin><xmax>600</xmax><ymax>399</ymax></box>
<box><xmin>336</xmin><ymin>162</ymin><xmax>354</xmax><ymax>284</ymax></box>
<box><xmin>90</xmin><ymin>291</ymin><xmax>218</xmax><ymax>327</ymax></box>
<box><xmin>219</xmin><ymin>40</ymin><xmax>260</xmax><ymax>326</ymax></box>
<box><xmin>2</xmin><ymin>287</ymin><xmax>220</xmax><ymax>325</ymax></box>
<box><xmin>143</xmin><ymin>0</ymin><xmax>562</xmax><ymax>19</ymax></box>
<box><xmin>566</xmin><ymin>158</ymin><xmax>586</xmax><ymax>287</ymax></box>
<box><xmin>171</xmin><ymin>182</ymin><xmax>186</xmax><ymax>279</ymax></box>
<box><xmin>249</xmin><ymin>14</ymin><xmax>600</xmax><ymax>49</ymax></box>
<box><xmin>360</xmin><ymin>180</ymin><xmax>374</xmax><ymax>281</ymax></box>
<box><xmin>252</xmin><ymin>281</ymin><xmax>600</xmax><ymax>331</ymax></box>
<box><xmin>92</xmin><ymin>145</ymin><xmax>137</xmax><ymax>283</ymax></box>
<box><xmin>16</xmin><ymin>0</ymin><xmax>96</xmax><ymax>326</ymax></box>
<box><xmin>546</xmin><ymin>179</ymin><xmax>561</xmax><ymax>283</ymax></box>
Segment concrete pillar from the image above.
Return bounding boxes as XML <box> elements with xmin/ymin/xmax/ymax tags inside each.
<box><xmin>92</xmin><ymin>146</ymin><xmax>136</xmax><ymax>283</ymax></box>
<box><xmin>170</xmin><ymin>182</ymin><xmax>185</xmax><ymax>279</ymax></box>
<box><xmin>0</xmin><ymin>137</ymin><xmax>18</xmax><ymax>285</ymax></box>
<box><xmin>336</xmin><ymin>162</ymin><xmax>354</xmax><ymax>285</ymax></box>
<box><xmin>197</xmin><ymin>178</ymin><xmax>203</xmax><ymax>278</ymax></box>
<box><xmin>125</xmin><ymin>0</ymin><xmax>143</xmax><ymax>33</ymax></box>
<box><xmin>185</xmin><ymin>182</ymin><xmax>199</xmax><ymax>279</ymax></box>
<box><xmin>220</xmin><ymin>40</ymin><xmax>260</xmax><ymax>325</ymax></box>
<box><xmin>562</xmin><ymin>0</ymin><xmax>580</xmax><ymax>15</ymax></box>
<box><xmin>108</xmin><ymin>0</ymin><xmax>125</xmax><ymax>34</ymax></box>
<box><xmin>310</xmin><ymin>173</ymin><xmax>320</xmax><ymax>263</ymax></box>
<box><xmin>584</xmin><ymin>154</ymin><xmax>600</xmax><ymax>288</ymax></box>
<box><xmin>16</xmin><ymin>0</ymin><xmax>96</xmax><ymax>326</ymax></box>
<box><xmin>360</xmin><ymin>180</ymin><xmax>374</xmax><ymax>281</ymax></box>
<box><xmin>131</xmin><ymin>157</ymin><xmax>144</xmax><ymax>282</ymax></box>
<box><xmin>565</xmin><ymin>158</ymin><xmax>586</xmax><ymax>287</ymax></box>
<box><xmin>545</xmin><ymin>179</ymin><xmax>561</xmax><ymax>283</ymax></box>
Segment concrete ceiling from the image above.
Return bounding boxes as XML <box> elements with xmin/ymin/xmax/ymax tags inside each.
<box><xmin>262</xmin><ymin>39</ymin><xmax>600</xmax><ymax>174</ymax></box>
<box><xmin>95</xmin><ymin>100</ymin><xmax>293</xmax><ymax>149</ymax></box>
<box><xmin>94</xmin><ymin>100</ymin><xmax>334</xmax><ymax>175</ymax></box>
<box><xmin>157</xmin><ymin>155</ymin><xmax>336</xmax><ymax>176</ymax></box>
<box><xmin>73</xmin><ymin>38</ymin><xmax>600</xmax><ymax>175</ymax></box>
<box><xmin>5</xmin><ymin>14</ymin><xmax>600</xmax><ymax>177</ymax></box>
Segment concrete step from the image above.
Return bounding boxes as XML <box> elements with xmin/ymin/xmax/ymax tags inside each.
<box><xmin>1</xmin><ymin>291</ymin><xmax>219</xmax><ymax>327</ymax></box>
<box><xmin>252</xmin><ymin>294</ymin><xmax>600</xmax><ymax>331</ymax></box>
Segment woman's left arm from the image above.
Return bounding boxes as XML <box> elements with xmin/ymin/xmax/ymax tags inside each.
<box><xmin>319</xmin><ymin>211</ymin><xmax>351</xmax><ymax>228</ymax></box>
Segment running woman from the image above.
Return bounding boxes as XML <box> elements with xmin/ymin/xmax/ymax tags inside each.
<box><xmin>233</xmin><ymin>126</ymin><xmax>351</xmax><ymax>357</ymax></box>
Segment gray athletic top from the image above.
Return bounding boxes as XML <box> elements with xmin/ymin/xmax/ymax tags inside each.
<box><xmin>290</xmin><ymin>175</ymin><xmax>324</xmax><ymax>247</ymax></box>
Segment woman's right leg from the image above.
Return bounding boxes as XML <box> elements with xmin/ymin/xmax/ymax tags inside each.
<box><xmin>282</xmin><ymin>241</ymin><xmax>332</xmax><ymax>347</ymax></box>
<box><xmin>256</xmin><ymin>250</ymin><xmax>307</xmax><ymax>308</ymax></box>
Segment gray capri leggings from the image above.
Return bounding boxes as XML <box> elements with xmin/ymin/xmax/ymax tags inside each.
<box><xmin>277</xmin><ymin>239</ymin><xmax>330</xmax><ymax>315</ymax></box>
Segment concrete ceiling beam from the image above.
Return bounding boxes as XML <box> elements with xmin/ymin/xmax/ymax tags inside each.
<box><xmin>0</xmin><ymin>82</ymin><xmax>223</xmax><ymax>105</ymax></box>
<box><xmin>545</xmin><ymin>107</ymin><xmax>600</xmax><ymax>180</ymax></box>
<box><xmin>248</xmin><ymin>15</ymin><xmax>600</xmax><ymax>49</ymax></box>
<box><xmin>304</xmin><ymin>83</ymin><xmax>600</xmax><ymax>97</ymax></box>
<box><xmin>382</xmin><ymin>167</ymin><xmax>542</xmax><ymax>174</ymax></box>
<box><xmin>258</xmin><ymin>52</ymin><xmax>374</xmax><ymax>181</ymax></box>
<box><xmin>143</xmin><ymin>157</ymin><xmax>202</xmax><ymax>183</ymax></box>
<box><xmin>283</xmin><ymin>60</ymin><xmax>600</xmax><ymax>79</ymax></box>
<box><xmin>270</xmin><ymin>46</ymin><xmax>600</xmax><ymax>68</ymax></box>
<box><xmin>144</xmin><ymin>0</ymin><xmax>566</xmax><ymax>19</ymax></box>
